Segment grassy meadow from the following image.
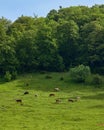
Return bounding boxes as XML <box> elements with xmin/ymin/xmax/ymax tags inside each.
<box><xmin>0</xmin><ymin>72</ymin><xmax>104</xmax><ymax>130</ymax></box>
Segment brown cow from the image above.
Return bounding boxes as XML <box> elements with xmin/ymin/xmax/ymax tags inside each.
<box><xmin>24</xmin><ymin>91</ymin><xmax>29</xmax><ymax>95</ymax></box>
<box><xmin>68</xmin><ymin>98</ymin><xmax>75</xmax><ymax>102</ymax></box>
<box><xmin>35</xmin><ymin>94</ymin><xmax>38</xmax><ymax>97</ymax></box>
<box><xmin>49</xmin><ymin>93</ymin><xmax>55</xmax><ymax>97</ymax></box>
<box><xmin>16</xmin><ymin>99</ymin><xmax>22</xmax><ymax>103</ymax></box>
<box><xmin>56</xmin><ymin>99</ymin><xmax>61</xmax><ymax>104</ymax></box>
<box><xmin>16</xmin><ymin>99</ymin><xmax>23</xmax><ymax>105</ymax></box>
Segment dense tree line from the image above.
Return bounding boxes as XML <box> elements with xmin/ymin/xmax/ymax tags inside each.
<box><xmin>0</xmin><ymin>5</ymin><xmax>104</xmax><ymax>77</ymax></box>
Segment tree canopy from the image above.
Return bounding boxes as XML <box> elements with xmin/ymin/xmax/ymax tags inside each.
<box><xmin>0</xmin><ymin>5</ymin><xmax>104</xmax><ymax>76</ymax></box>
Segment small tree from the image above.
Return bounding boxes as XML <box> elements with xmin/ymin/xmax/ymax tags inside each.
<box><xmin>4</xmin><ymin>71</ymin><xmax>12</xmax><ymax>82</ymax></box>
<box><xmin>11</xmin><ymin>71</ymin><xmax>17</xmax><ymax>80</ymax></box>
<box><xmin>91</xmin><ymin>74</ymin><xmax>103</xmax><ymax>87</ymax></box>
<box><xmin>70</xmin><ymin>64</ymin><xmax>91</xmax><ymax>82</ymax></box>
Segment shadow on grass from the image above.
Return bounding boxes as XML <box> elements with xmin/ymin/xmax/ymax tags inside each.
<box><xmin>82</xmin><ymin>93</ymin><xmax>104</xmax><ymax>100</ymax></box>
<box><xmin>88</xmin><ymin>104</ymin><xmax>104</xmax><ymax>109</ymax></box>
<box><xmin>2</xmin><ymin>72</ymin><xmax>103</xmax><ymax>95</ymax></box>
<box><xmin>0</xmin><ymin>78</ymin><xmax>6</xmax><ymax>84</ymax></box>
<box><xmin>70</xmin><ymin>117</ymin><xmax>85</xmax><ymax>122</ymax></box>
<box><xmin>13</xmin><ymin>73</ymin><xmax>76</xmax><ymax>92</ymax></box>
<box><xmin>15</xmin><ymin>78</ymin><xmax>84</xmax><ymax>93</ymax></box>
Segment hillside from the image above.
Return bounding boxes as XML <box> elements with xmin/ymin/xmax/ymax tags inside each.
<box><xmin>0</xmin><ymin>72</ymin><xmax>104</xmax><ymax>130</ymax></box>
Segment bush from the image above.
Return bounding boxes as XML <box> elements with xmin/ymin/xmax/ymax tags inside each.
<box><xmin>91</xmin><ymin>74</ymin><xmax>103</xmax><ymax>87</ymax></box>
<box><xmin>70</xmin><ymin>64</ymin><xmax>91</xmax><ymax>82</ymax></box>
<box><xmin>4</xmin><ymin>71</ymin><xmax>12</xmax><ymax>82</ymax></box>
<box><xmin>11</xmin><ymin>71</ymin><xmax>17</xmax><ymax>80</ymax></box>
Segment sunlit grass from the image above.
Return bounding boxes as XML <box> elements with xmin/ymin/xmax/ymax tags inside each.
<box><xmin>0</xmin><ymin>72</ymin><xmax>104</xmax><ymax>130</ymax></box>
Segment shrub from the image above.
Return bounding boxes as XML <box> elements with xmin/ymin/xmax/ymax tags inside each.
<box><xmin>4</xmin><ymin>71</ymin><xmax>12</xmax><ymax>82</ymax></box>
<box><xmin>70</xmin><ymin>64</ymin><xmax>91</xmax><ymax>82</ymax></box>
<box><xmin>11</xmin><ymin>71</ymin><xmax>17</xmax><ymax>80</ymax></box>
<box><xmin>91</xmin><ymin>74</ymin><xmax>103</xmax><ymax>87</ymax></box>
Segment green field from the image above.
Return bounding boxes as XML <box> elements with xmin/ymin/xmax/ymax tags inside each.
<box><xmin>0</xmin><ymin>72</ymin><xmax>104</xmax><ymax>130</ymax></box>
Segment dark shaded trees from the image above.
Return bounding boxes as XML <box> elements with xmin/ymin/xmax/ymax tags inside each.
<box><xmin>56</xmin><ymin>20</ymin><xmax>79</xmax><ymax>69</ymax></box>
<box><xmin>35</xmin><ymin>23</ymin><xmax>64</xmax><ymax>71</ymax></box>
<box><xmin>80</xmin><ymin>21</ymin><xmax>104</xmax><ymax>74</ymax></box>
<box><xmin>0</xmin><ymin>18</ymin><xmax>18</xmax><ymax>75</ymax></box>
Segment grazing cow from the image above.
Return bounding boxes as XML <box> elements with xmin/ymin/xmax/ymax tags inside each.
<box><xmin>45</xmin><ymin>75</ymin><xmax>52</xmax><ymax>79</ymax></box>
<box><xmin>35</xmin><ymin>94</ymin><xmax>38</xmax><ymax>97</ymax></box>
<box><xmin>16</xmin><ymin>99</ymin><xmax>22</xmax><ymax>103</ymax></box>
<box><xmin>68</xmin><ymin>98</ymin><xmax>75</xmax><ymax>102</ymax></box>
<box><xmin>54</xmin><ymin>88</ymin><xmax>60</xmax><ymax>92</ymax></box>
<box><xmin>16</xmin><ymin>99</ymin><xmax>23</xmax><ymax>105</ymax></box>
<box><xmin>24</xmin><ymin>91</ymin><xmax>29</xmax><ymax>95</ymax></box>
<box><xmin>76</xmin><ymin>96</ymin><xmax>80</xmax><ymax>101</ymax></box>
<box><xmin>60</xmin><ymin>77</ymin><xmax>64</xmax><ymax>81</ymax></box>
<box><xmin>26</xmin><ymin>83</ymin><xmax>29</xmax><ymax>86</ymax></box>
<box><xmin>49</xmin><ymin>93</ymin><xmax>55</xmax><ymax>97</ymax></box>
<box><xmin>56</xmin><ymin>99</ymin><xmax>61</xmax><ymax>104</ymax></box>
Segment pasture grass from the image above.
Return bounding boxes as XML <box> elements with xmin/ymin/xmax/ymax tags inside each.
<box><xmin>0</xmin><ymin>72</ymin><xmax>104</xmax><ymax>130</ymax></box>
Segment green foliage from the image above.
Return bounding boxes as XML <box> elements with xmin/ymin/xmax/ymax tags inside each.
<box><xmin>11</xmin><ymin>71</ymin><xmax>17</xmax><ymax>80</ymax></box>
<box><xmin>35</xmin><ymin>23</ymin><xmax>64</xmax><ymax>71</ymax></box>
<box><xmin>80</xmin><ymin>21</ymin><xmax>104</xmax><ymax>74</ymax></box>
<box><xmin>56</xmin><ymin>20</ymin><xmax>79</xmax><ymax>69</ymax></box>
<box><xmin>0</xmin><ymin>5</ymin><xmax>104</xmax><ymax>74</ymax></box>
<box><xmin>4</xmin><ymin>71</ymin><xmax>12</xmax><ymax>82</ymax></box>
<box><xmin>16</xmin><ymin>30</ymin><xmax>38</xmax><ymax>72</ymax></box>
<box><xmin>47</xmin><ymin>9</ymin><xmax>59</xmax><ymax>21</ymax></box>
<box><xmin>70</xmin><ymin>64</ymin><xmax>91</xmax><ymax>82</ymax></box>
<box><xmin>91</xmin><ymin>74</ymin><xmax>103</xmax><ymax>87</ymax></box>
<box><xmin>4</xmin><ymin>71</ymin><xmax>17</xmax><ymax>82</ymax></box>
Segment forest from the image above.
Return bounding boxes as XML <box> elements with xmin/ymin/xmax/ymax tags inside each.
<box><xmin>0</xmin><ymin>5</ymin><xmax>104</xmax><ymax>78</ymax></box>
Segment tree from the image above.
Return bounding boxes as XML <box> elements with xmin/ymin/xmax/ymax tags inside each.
<box><xmin>0</xmin><ymin>37</ymin><xmax>18</xmax><ymax>75</ymax></box>
<box><xmin>80</xmin><ymin>21</ymin><xmax>104</xmax><ymax>74</ymax></box>
<box><xmin>70</xmin><ymin>64</ymin><xmax>91</xmax><ymax>82</ymax></box>
<box><xmin>47</xmin><ymin>9</ymin><xmax>59</xmax><ymax>21</ymax></box>
<box><xmin>16</xmin><ymin>30</ymin><xmax>38</xmax><ymax>72</ymax></box>
<box><xmin>0</xmin><ymin>18</ymin><xmax>18</xmax><ymax>75</ymax></box>
<box><xmin>35</xmin><ymin>24</ymin><xmax>64</xmax><ymax>71</ymax></box>
<box><xmin>56</xmin><ymin>20</ymin><xmax>79</xmax><ymax>69</ymax></box>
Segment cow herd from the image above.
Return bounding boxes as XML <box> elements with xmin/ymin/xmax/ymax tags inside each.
<box><xmin>16</xmin><ymin>87</ymin><xmax>80</xmax><ymax>105</ymax></box>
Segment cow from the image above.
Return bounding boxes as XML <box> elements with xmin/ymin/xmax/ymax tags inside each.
<box><xmin>24</xmin><ymin>91</ymin><xmax>29</xmax><ymax>95</ymax></box>
<box><xmin>54</xmin><ymin>88</ymin><xmax>60</xmax><ymax>92</ymax></box>
<box><xmin>68</xmin><ymin>98</ymin><xmax>75</xmax><ymax>102</ymax></box>
<box><xmin>49</xmin><ymin>93</ymin><xmax>55</xmax><ymax>97</ymax></box>
<box><xmin>56</xmin><ymin>99</ymin><xmax>61</xmax><ymax>104</ymax></box>
<box><xmin>16</xmin><ymin>99</ymin><xmax>23</xmax><ymax>105</ymax></box>
<box><xmin>35</xmin><ymin>94</ymin><xmax>38</xmax><ymax>97</ymax></box>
